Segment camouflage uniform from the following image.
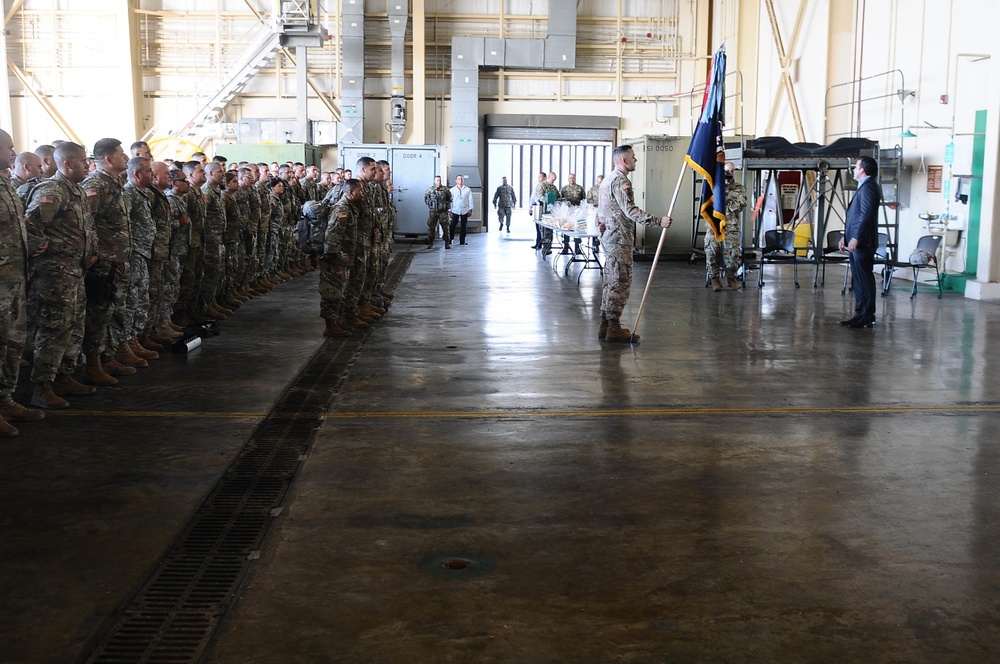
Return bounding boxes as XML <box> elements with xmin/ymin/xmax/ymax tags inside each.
<box><xmin>266</xmin><ymin>193</ymin><xmax>283</xmax><ymax>275</ymax></box>
<box><xmin>324</xmin><ymin>180</ymin><xmax>347</xmax><ymax>207</ymax></box>
<box><xmin>319</xmin><ymin>199</ymin><xmax>358</xmax><ymax>323</ymax></box>
<box><xmin>535</xmin><ymin>181</ymin><xmax>558</xmax><ymax>247</ymax></box>
<box><xmin>163</xmin><ymin>189</ymin><xmax>190</xmax><ymax>323</ymax></box>
<box><xmin>598</xmin><ymin>166</ymin><xmax>659</xmax><ymax>323</ymax></box>
<box><xmin>586</xmin><ymin>183</ymin><xmax>601</xmax><ymax>206</ymax></box>
<box><xmin>705</xmin><ymin>180</ymin><xmax>748</xmax><ymax>281</ymax></box>
<box><xmin>146</xmin><ymin>185</ymin><xmax>171</xmax><ymax>336</ymax></box>
<box><xmin>341</xmin><ymin>183</ymin><xmax>375</xmax><ymax>320</ymax></box>
<box><xmin>81</xmin><ymin>169</ymin><xmax>131</xmax><ymax>361</ymax></box>
<box><xmin>243</xmin><ymin>184</ymin><xmax>261</xmax><ymax>284</ymax></box>
<box><xmin>300</xmin><ymin>177</ymin><xmax>319</xmax><ymax>203</ymax></box>
<box><xmin>15</xmin><ymin>178</ymin><xmax>42</xmax><ymax>209</ymax></box>
<box><xmin>178</xmin><ymin>184</ymin><xmax>206</xmax><ymax>313</ymax></box>
<box><xmin>25</xmin><ymin>172</ymin><xmax>97</xmax><ymax>383</ymax></box>
<box><xmin>374</xmin><ymin>181</ymin><xmax>394</xmax><ymax>300</ymax></box>
<box><xmin>561</xmin><ymin>183</ymin><xmax>586</xmax><ymax>205</ymax></box>
<box><xmin>200</xmin><ymin>181</ymin><xmax>226</xmax><ymax>304</ymax></box>
<box><xmin>491</xmin><ymin>183</ymin><xmax>516</xmax><ymax>231</ymax></box>
<box><xmin>0</xmin><ymin>173</ymin><xmax>30</xmax><ymax>396</ymax></box>
<box><xmin>123</xmin><ymin>182</ymin><xmax>155</xmax><ymax>340</ymax></box>
<box><xmin>254</xmin><ymin>181</ymin><xmax>271</xmax><ymax>280</ymax></box>
<box><xmin>423</xmin><ymin>183</ymin><xmax>451</xmax><ymax>248</ymax></box>
<box><xmin>358</xmin><ymin>181</ymin><xmax>386</xmax><ymax>308</ymax></box>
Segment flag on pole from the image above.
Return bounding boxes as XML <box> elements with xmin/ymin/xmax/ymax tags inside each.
<box><xmin>685</xmin><ymin>46</ymin><xmax>728</xmax><ymax>241</ymax></box>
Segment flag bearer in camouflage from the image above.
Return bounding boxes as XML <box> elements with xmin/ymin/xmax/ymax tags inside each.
<box><xmin>201</xmin><ymin>162</ymin><xmax>230</xmax><ymax>318</ymax></box>
<box><xmin>424</xmin><ymin>175</ymin><xmax>451</xmax><ymax>249</ymax></box>
<box><xmin>705</xmin><ymin>162</ymin><xmax>749</xmax><ymax>291</ymax></box>
<box><xmin>123</xmin><ymin>157</ymin><xmax>158</xmax><ymax>359</ymax></box>
<box><xmin>596</xmin><ymin>144</ymin><xmax>672</xmax><ymax>344</ymax></box>
<box><xmin>80</xmin><ymin>138</ymin><xmax>133</xmax><ymax>384</ymax></box>
<box><xmin>0</xmin><ymin>128</ymin><xmax>45</xmax><ymax>436</ymax></box>
<box><xmin>318</xmin><ymin>179</ymin><xmax>362</xmax><ymax>338</ymax></box>
<box><xmin>146</xmin><ymin>161</ymin><xmax>177</xmax><ymax>346</ymax></box>
<box><xmin>162</xmin><ymin>169</ymin><xmax>191</xmax><ymax>334</ymax></box>
<box><xmin>177</xmin><ymin>160</ymin><xmax>207</xmax><ymax>324</ymax></box>
<box><xmin>24</xmin><ymin>142</ymin><xmax>99</xmax><ymax>409</ymax></box>
<box><xmin>340</xmin><ymin>157</ymin><xmax>378</xmax><ymax>329</ymax></box>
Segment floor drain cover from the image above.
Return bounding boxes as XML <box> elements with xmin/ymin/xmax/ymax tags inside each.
<box><xmin>418</xmin><ymin>553</ymin><xmax>496</xmax><ymax>580</ymax></box>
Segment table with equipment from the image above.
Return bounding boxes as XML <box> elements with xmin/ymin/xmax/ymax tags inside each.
<box><xmin>537</xmin><ymin>216</ymin><xmax>603</xmax><ymax>283</ymax></box>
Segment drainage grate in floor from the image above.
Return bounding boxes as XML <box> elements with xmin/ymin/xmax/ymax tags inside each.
<box><xmin>79</xmin><ymin>253</ymin><xmax>414</xmax><ymax>664</ymax></box>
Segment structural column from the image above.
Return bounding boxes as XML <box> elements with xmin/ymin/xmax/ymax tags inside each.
<box><xmin>966</xmin><ymin>57</ymin><xmax>1000</xmax><ymax>299</ymax></box>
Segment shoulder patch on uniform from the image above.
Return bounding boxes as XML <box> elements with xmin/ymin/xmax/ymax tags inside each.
<box><xmin>37</xmin><ymin>195</ymin><xmax>54</xmax><ymax>204</ymax></box>
<box><xmin>337</xmin><ymin>212</ymin><xmax>348</xmax><ymax>219</ymax></box>
<box><xmin>620</xmin><ymin>181</ymin><xmax>630</xmax><ymax>191</ymax></box>
<box><xmin>84</xmin><ymin>189</ymin><xmax>99</xmax><ymax>197</ymax></box>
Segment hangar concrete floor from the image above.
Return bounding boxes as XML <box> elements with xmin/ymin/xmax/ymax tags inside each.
<box><xmin>2</xmin><ymin>217</ymin><xmax>1000</xmax><ymax>663</ymax></box>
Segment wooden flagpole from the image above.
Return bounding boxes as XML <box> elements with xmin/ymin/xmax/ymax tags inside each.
<box><xmin>629</xmin><ymin>166</ymin><xmax>690</xmax><ymax>343</ymax></box>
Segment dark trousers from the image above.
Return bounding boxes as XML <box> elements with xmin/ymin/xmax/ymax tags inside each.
<box><xmin>450</xmin><ymin>213</ymin><xmax>469</xmax><ymax>244</ymax></box>
<box><xmin>849</xmin><ymin>246</ymin><xmax>876</xmax><ymax>319</ymax></box>
<box><xmin>497</xmin><ymin>206</ymin><xmax>511</xmax><ymax>230</ymax></box>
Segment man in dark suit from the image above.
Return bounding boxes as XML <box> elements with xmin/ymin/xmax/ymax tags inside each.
<box><xmin>839</xmin><ymin>156</ymin><xmax>881</xmax><ymax>328</ymax></box>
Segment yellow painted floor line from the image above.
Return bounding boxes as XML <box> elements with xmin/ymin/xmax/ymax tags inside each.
<box><xmin>50</xmin><ymin>403</ymin><xmax>1000</xmax><ymax>419</ymax></box>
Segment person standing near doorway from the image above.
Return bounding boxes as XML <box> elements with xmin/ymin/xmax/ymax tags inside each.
<box><xmin>449</xmin><ymin>175</ymin><xmax>473</xmax><ymax>245</ymax></box>
<box><xmin>492</xmin><ymin>177</ymin><xmax>516</xmax><ymax>233</ymax></box>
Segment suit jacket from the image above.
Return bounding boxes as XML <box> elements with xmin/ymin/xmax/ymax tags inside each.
<box><xmin>844</xmin><ymin>177</ymin><xmax>881</xmax><ymax>249</ymax></box>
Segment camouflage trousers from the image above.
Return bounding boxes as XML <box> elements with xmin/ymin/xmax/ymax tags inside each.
<box><xmin>601</xmin><ymin>253</ymin><xmax>633</xmax><ymax>321</ymax></box>
<box><xmin>200</xmin><ymin>241</ymin><xmax>223</xmax><ymax>304</ymax></box>
<box><xmin>124</xmin><ymin>253</ymin><xmax>150</xmax><ymax>340</ymax></box>
<box><xmin>178</xmin><ymin>244</ymin><xmax>204</xmax><ymax>313</ymax></box>
<box><xmin>223</xmin><ymin>241</ymin><xmax>240</xmax><ymax>294</ymax></box>
<box><xmin>245</xmin><ymin>236</ymin><xmax>259</xmax><ymax>282</ymax></box>
<box><xmin>265</xmin><ymin>230</ymin><xmax>280</xmax><ymax>275</ymax></box>
<box><xmin>29</xmin><ymin>269</ymin><xmax>85</xmax><ymax>384</ymax></box>
<box><xmin>83</xmin><ymin>260</ymin><xmax>128</xmax><ymax>358</ymax></box>
<box><xmin>319</xmin><ymin>260</ymin><xmax>350</xmax><ymax>321</ymax></box>
<box><xmin>0</xmin><ymin>277</ymin><xmax>27</xmax><ymax>394</ymax></box>
<box><xmin>426</xmin><ymin>210</ymin><xmax>450</xmax><ymax>246</ymax></box>
<box><xmin>255</xmin><ymin>229</ymin><xmax>267</xmax><ymax>278</ymax></box>
<box><xmin>359</xmin><ymin>244</ymin><xmax>379</xmax><ymax>307</ymax></box>
<box><xmin>107</xmin><ymin>261</ymin><xmax>132</xmax><ymax>354</ymax></box>
<box><xmin>341</xmin><ymin>251</ymin><xmax>369</xmax><ymax>319</ymax></box>
<box><xmin>282</xmin><ymin>226</ymin><xmax>298</xmax><ymax>267</ymax></box>
<box><xmin>497</xmin><ymin>206</ymin><xmax>512</xmax><ymax>229</ymax></box>
<box><xmin>160</xmin><ymin>252</ymin><xmax>184</xmax><ymax>325</ymax></box>
<box><xmin>146</xmin><ymin>259</ymin><xmax>165</xmax><ymax>337</ymax></box>
<box><xmin>705</xmin><ymin>232</ymin><xmax>742</xmax><ymax>280</ymax></box>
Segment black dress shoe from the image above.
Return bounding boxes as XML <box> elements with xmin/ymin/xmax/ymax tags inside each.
<box><xmin>460</xmin><ymin>241</ymin><xmax>468</xmax><ymax>245</ymax></box>
<box><xmin>840</xmin><ymin>315</ymin><xmax>862</xmax><ymax>326</ymax></box>
<box><xmin>848</xmin><ymin>317</ymin><xmax>876</xmax><ymax>329</ymax></box>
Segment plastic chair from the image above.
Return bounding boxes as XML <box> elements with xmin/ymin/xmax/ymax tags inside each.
<box><xmin>814</xmin><ymin>229</ymin><xmax>848</xmax><ymax>289</ymax></box>
<box><xmin>758</xmin><ymin>228</ymin><xmax>799</xmax><ymax>288</ymax></box>
<box><xmin>836</xmin><ymin>232</ymin><xmax>890</xmax><ymax>295</ymax></box>
<box><xmin>885</xmin><ymin>234</ymin><xmax>943</xmax><ymax>299</ymax></box>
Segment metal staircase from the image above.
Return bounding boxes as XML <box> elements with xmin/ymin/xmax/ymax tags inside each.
<box><xmin>173</xmin><ymin>26</ymin><xmax>282</xmax><ymax>140</ymax></box>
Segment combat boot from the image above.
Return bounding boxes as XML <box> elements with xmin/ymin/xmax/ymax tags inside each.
<box><xmin>150</xmin><ymin>331</ymin><xmax>176</xmax><ymax>346</ymax></box>
<box><xmin>604</xmin><ymin>320</ymin><xmax>639</xmax><ymax>344</ymax></box>
<box><xmin>0</xmin><ymin>413</ymin><xmax>17</xmax><ymax>438</ymax></box>
<box><xmin>104</xmin><ymin>358</ymin><xmax>137</xmax><ymax>377</ymax></box>
<box><xmin>598</xmin><ymin>315</ymin><xmax>608</xmax><ymax>340</ymax></box>
<box><xmin>140</xmin><ymin>337</ymin><xmax>164</xmax><ymax>353</ymax></box>
<box><xmin>165</xmin><ymin>319</ymin><xmax>185</xmax><ymax>334</ymax></box>
<box><xmin>83</xmin><ymin>352</ymin><xmax>118</xmax><ymax>386</ymax></box>
<box><xmin>322</xmin><ymin>320</ymin><xmax>351</xmax><ymax>338</ymax></box>
<box><xmin>378</xmin><ymin>288</ymin><xmax>394</xmax><ymax>302</ymax></box>
<box><xmin>711</xmin><ymin>277</ymin><xmax>723</xmax><ymax>292</ymax></box>
<box><xmin>360</xmin><ymin>304</ymin><xmax>382</xmax><ymax>319</ymax></box>
<box><xmin>727</xmin><ymin>276</ymin><xmax>743</xmax><ymax>289</ymax></box>
<box><xmin>347</xmin><ymin>315</ymin><xmax>371</xmax><ymax>329</ymax></box>
<box><xmin>0</xmin><ymin>394</ymin><xmax>45</xmax><ymax>421</ymax></box>
<box><xmin>52</xmin><ymin>374</ymin><xmax>97</xmax><ymax>396</ymax></box>
<box><xmin>204</xmin><ymin>303</ymin><xmax>228</xmax><ymax>319</ymax></box>
<box><xmin>131</xmin><ymin>338</ymin><xmax>159</xmax><ymax>360</ymax></box>
<box><xmin>117</xmin><ymin>343</ymin><xmax>148</xmax><ymax>367</ymax></box>
<box><xmin>31</xmin><ymin>382</ymin><xmax>69</xmax><ymax>409</ymax></box>
<box><xmin>369</xmin><ymin>302</ymin><xmax>387</xmax><ymax>315</ymax></box>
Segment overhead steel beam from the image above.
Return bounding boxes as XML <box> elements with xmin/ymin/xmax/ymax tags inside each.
<box><xmin>7</xmin><ymin>61</ymin><xmax>83</xmax><ymax>144</ymax></box>
<box><xmin>763</xmin><ymin>0</ymin><xmax>807</xmax><ymax>141</ymax></box>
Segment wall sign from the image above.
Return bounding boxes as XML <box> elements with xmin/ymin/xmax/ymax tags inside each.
<box><xmin>927</xmin><ymin>165</ymin><xmax>943</xmax><ymax>193</ymax></box>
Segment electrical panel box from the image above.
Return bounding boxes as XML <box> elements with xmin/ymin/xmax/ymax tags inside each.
<box><xmin>624</xmin><ymin>135</ymin><xmax>696</xmax><ymax>258</ymax></box>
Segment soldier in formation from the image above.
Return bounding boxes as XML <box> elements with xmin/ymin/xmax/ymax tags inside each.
<box><xmin>1</xmin><ymin>129</ymin><xmax>339</xmax><ymax>435</ymax></box>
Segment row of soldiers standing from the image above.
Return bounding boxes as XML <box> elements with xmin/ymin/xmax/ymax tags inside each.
<box><xmin>307</xmin><ymin>156</ymin><xmax>397</xmax><ymax>338</ymax></box>
<box><xmin>0</xmin><ymin>129</ymin><xmax>328</xmax><ymax>437</ymax></box>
